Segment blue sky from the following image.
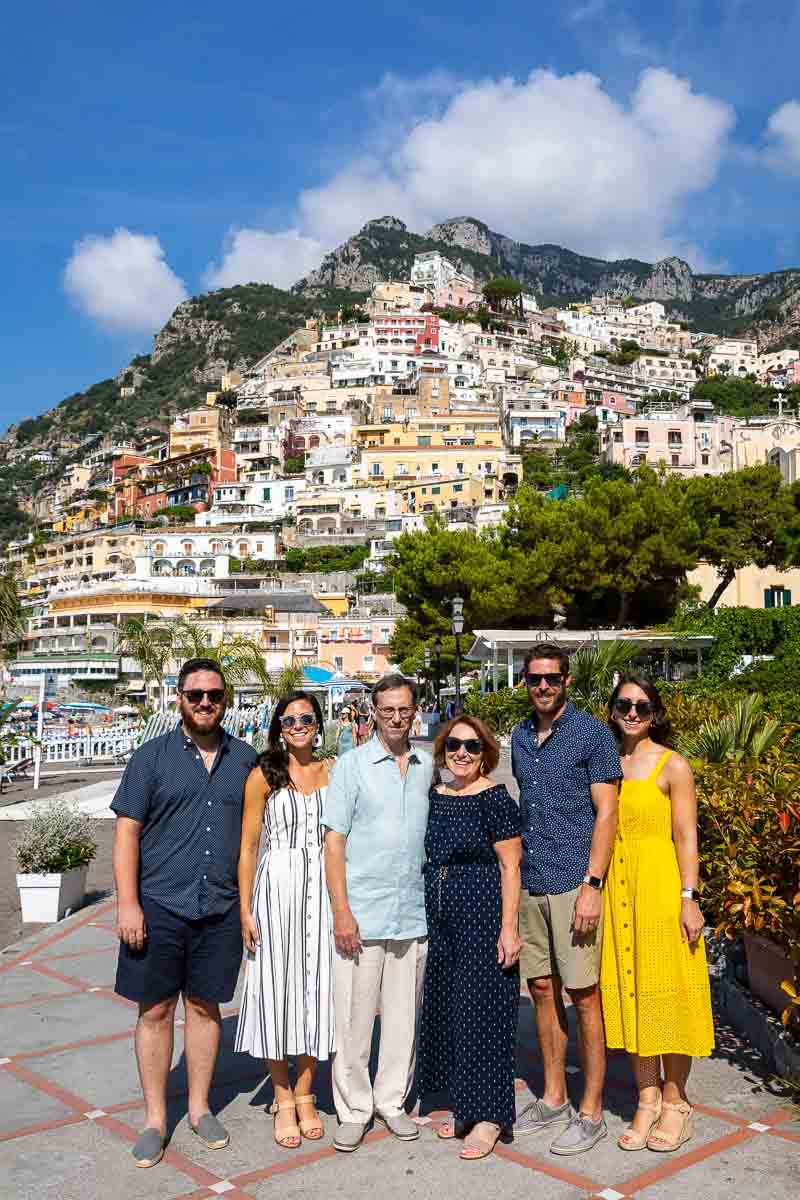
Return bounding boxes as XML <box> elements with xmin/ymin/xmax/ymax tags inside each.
<box><xmin>3</xmin><ymin>0</ymin><xmax>800</xmax><ymax>428</ymax></box>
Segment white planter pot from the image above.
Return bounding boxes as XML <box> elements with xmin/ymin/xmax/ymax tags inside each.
<box><xmin>16</xmin><ymin>865</ymin><xmax>88</xmax><ymax>923</ymax></box>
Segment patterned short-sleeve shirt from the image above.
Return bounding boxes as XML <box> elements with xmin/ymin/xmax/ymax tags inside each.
<box><xmin>111</xmin><ymin>725</ymin><xmax>258</xmax><ymax>919</ymax></box>
<box><xmin>511</xmin><ymin>701</ymin><xmax>622</xmax><ymax>895</ymax></box>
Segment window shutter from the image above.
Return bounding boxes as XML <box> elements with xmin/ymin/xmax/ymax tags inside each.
<box><xmin>764</xmin><ymin>588</ymin><xmax>774</xmax><ymax>608</ymax></box>
<box><xmin>784</xmin><ymin>589</ymin><xmax>792</xmax><ymax>607</ymax></box>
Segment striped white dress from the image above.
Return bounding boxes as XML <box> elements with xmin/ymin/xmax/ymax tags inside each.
<box><xmin>235</xmin><ymin>785</ymin><xmax>335</xmax><ymax>1060</ymax></box>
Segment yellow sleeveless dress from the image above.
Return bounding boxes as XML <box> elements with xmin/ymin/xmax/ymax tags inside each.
<box><xmin>601</xmin><ymin>749</ymin><xmax>714</xmax><ymax>1058</ymax></box>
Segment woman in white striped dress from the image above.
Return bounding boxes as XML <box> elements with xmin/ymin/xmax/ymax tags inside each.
<box><xmin>236</xmin><ymin>691</ymin><xmax>335</xmax><ymax>1149</ymax></box>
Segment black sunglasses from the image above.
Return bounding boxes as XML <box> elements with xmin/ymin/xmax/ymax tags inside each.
<box><xmin>280</xmin><ymin>713</ymin><xmax>317</xmax><ymax>729</ymax></box>
<box><xmin>525</xmin><ymin>672</ymin><xmax>564</xmax><ymax>688</ymax></box>
<box><xmin>444</xmin><ymin>736</ymin><xmax>483</xmax><ymax>755</ymax></box>
<box><xmin>181</xmin><ymin>688</ymin><xmax>225</xmax><ymax>705</ymax></box>
<box><xmin>613</xmin><ymin>698</ymin><xmax>656</xmax><ymax>719</ymax></box>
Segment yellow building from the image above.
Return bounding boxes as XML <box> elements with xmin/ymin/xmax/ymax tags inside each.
<box><xmin>168</xmin><ymin>404</ymin><xmax>232</xmax><ymax>458</ymax></box>
<box><xmin>688</xmin><ymin>562</ymin><xmax>800</xmax><ymax>610</ymax></box>
<box><xmin>396</xmin><ymin>473</ymin><xmax>501</xmax><ymax>514</ymax></box>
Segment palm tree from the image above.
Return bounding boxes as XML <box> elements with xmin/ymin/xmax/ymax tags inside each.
<box><xmin>115</xmin><ymin>617</ymin><xmax>175</xmax><ymax>712</ymax></box>
<box><xmin>568</xmin><ymin>639</ymin><xmax>643</xmax><ymax>713</ymax></box>
<box><xmin>169</xmin><ymin>618</ymin><xmax>272</xmax><ymax>700</ymax></box>
<box><xmin>0</xmin><ymin>569</ymin><xmax>24</xmax><ymax>697</ymax></box>
<box><xmin>272</xmin><ymin>663</ymin><xmax>305</xmax><ymax>698</ymax></box>
<box><xmin>677</xmin><ymin>694</ymin><xmax>784</xmax><ymax>763</ymax></box>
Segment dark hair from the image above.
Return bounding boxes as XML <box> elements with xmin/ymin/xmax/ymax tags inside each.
<box><xmin>177</xmin><ymin>657</ymin><xmax>226</xmax><ymax>692</ymax></box>
<box><xmin>607</xmin><ymin>674</ymin><xmax>672</xmax><ymax>746</ymax></box>
<box><xmin>433</xmin><ymin>714</ymin><xmax>500</xmax><ymax>774</ymax></box>
<box><xmin>371</xmin><ymin>673</ymin><xmax>419</xmax><ymax>706</ymax></box>
<box><xmin>522</xmin><ymin>641</ymin><xmax>570</xmax><ymax>677</ymax></box>
<box><xmin>259</xmin><ymin>691</ymin><xmax>326</xmax><ymax>791</ymax></box>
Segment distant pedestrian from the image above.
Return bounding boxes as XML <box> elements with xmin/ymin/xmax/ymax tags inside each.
<box><xmin>602</xmin><ymin>675</ymin><xmax>713</xmax><ymax>1153</ymax></box>
<box><xmin>419</xmin><ymin>716</ymin><xmax>522</xmax><ymax>1160</ymax></box>
<box><xmin>236</xmin><ymin>691</ymin><xmax>334</xmax><ymax>1149</ymax></box>
<box><xmin>511</xmin><ymin>642</ymin><xmax>622</xmax><ymax>1156</ymax></box>
<box><xmin>336</xmin><ymin>706</ymin><xmax>356</xmax><ymax>756</ymax></box>
<box><xmin>323</xmin><ymin>675</ymin><xmax>432</xmax><ymax>1152</ymax></box>
<box><xmin>112</xmin><ymin>659</ymin><xmax>257</xmax><ymax>1169</ymax></box>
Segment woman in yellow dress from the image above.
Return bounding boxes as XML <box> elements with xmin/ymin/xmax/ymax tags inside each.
<box><xmin>601</xmin><ymin>674</ymin><xmax>714</xmax><ymax>1154</ymax></box>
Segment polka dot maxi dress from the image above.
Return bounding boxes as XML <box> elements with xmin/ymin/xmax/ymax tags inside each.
<box><xmin>418</xmin><ymin>784</ymin><xmax>522</xmax><ymax>1130</ymax></box>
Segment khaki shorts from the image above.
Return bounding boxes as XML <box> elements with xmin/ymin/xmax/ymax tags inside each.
<box><xmin>519</xmin><ymin>885</ymin><xmax>603</xmax><ymax>990</ymax></box>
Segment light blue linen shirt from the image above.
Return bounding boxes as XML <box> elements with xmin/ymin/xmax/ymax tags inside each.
<box><xmin>323</xmin><ymin>735</ymin><xmax>433</xmax><ymax>940</ymax></box>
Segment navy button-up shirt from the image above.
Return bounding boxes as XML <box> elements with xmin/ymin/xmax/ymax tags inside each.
<box><xmin>511</xmin><ymin>701</ymin><xmax>622</xmax><ymax>896</ymax></box>
<box><xmin>111</xmin><ymin>725</ymin><xmax>258</xmax><ymax>920</ymax></box>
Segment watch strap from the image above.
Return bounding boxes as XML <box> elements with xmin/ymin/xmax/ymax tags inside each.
<box><xmin>582</xmin><ymin>874</ymin><xmax>603</xmax><ymax>890</ymax></box>
<box><xmin>681</xmin><ymin>888</ymin><xmax>701</xmax><ymax>901</ymax></box>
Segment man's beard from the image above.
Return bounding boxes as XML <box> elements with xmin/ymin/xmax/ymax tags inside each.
<box><xmin>535</xmin><ymin>685</ymin><xmax>567</xmax><ymax>712</ymax></box>
<box><xmin>181</xmin><ymin>706</ymin><xmax>224</xmax><ymax>736</ymax></box>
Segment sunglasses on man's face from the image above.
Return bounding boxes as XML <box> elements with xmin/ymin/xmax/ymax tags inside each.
<box><xmin>444</xmin><ymin>736</ymin><xmax>483</xmax><ymax>756</ymax></box>
<box><xmin>525</xmin><ymin>672</ymin><xmax>564</xmax><ymax>689</ymax></box>
<box><xmin>280</xmin><ymin>713</ymin><xmax>317</xmax><ymax>729</ymax></box>
<box><xmin>181</xmin><ymin>688</ymin><xmax>225</xmax><ymax>706</ymax></box>
<box><xmin>613</xmin><ymin>698</ymin><xmax>656</xmax><ymax>719</ymax></box>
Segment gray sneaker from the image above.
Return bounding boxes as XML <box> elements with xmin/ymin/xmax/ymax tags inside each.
<box><xmin>333</xmin><ymin>1121</ymin><xmax>368</xmax><ymax>1152</ymax></box>
<box><xmin>189</xmin><ymin>1112</ymin><xmax>230</xmax><ymax>1149</ymax></box>
<box><xmin>550</xmin><ymin>1111</ymin><xmax>608</xmax><ymax>1156</ymax></box>
<box><xmin>132</xmin><ymin>1127</ymin><xmax>166</xmax><ymax>1168</ymax></box>
<box><xmin>376</xmin><ymin>1111</ymin><xmax>420</xmax><ymax>1140</ymax></box>
<box><xmin>514</xmin><ymin>1098</ymin><xmax>574</xmax><ymax>1137</ymax></box>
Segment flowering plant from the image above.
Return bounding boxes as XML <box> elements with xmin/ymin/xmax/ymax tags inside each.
<box><xmin>15</xmin><ymin>804</ymin><xmax>98</xmax><ymax>874</ymax></box>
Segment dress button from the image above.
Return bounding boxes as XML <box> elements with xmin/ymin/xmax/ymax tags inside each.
<box><xmin>623</xmin><ymin>922</ymin><xmax>629</xmax><ymax>928</ymax></box>
<box><xmin>629</xmin><ymin>992</ymin><xmax>634</xmax><ymax>998</ymax></box>
<box><xmin>619</xmin><ymin>858</ymin><xmax>624</xmax><ymax>864</ymax></box>
<box><xmin>621</xmin><ymin>902</ymin><xmax>627</xmax><ymax>908</ymax></box>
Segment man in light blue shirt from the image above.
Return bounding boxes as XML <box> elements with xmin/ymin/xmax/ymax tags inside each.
<box><xmin>323</xmin><ymin>674</ymin><xmax>433</xmax><ymax>1152</ymax></box>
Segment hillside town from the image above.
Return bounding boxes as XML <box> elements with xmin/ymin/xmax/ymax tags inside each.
<box><xmin>3</xmin><ymin>247</ymin><xmax>800</xmax><ymax>704</ymax></box>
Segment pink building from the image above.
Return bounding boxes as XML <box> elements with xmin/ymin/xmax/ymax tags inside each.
<box><xmin>318</xmin><ymin>617</ymin><xmax>396</xmax><ymax>679</ymax></box>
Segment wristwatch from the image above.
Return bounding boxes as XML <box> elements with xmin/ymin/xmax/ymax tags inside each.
<box><xmin>582</xmin><ymin>874</ymin><xmax>603</xmax><ymax>890</ymax></box>
<box><xmin>681</xmin><ymin>888</ymin><xmax>701</xmax><ymax>902</ymax></box>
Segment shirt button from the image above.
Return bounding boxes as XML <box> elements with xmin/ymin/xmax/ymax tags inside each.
<box><xmin>207</xmin><ymin>801</ymin><xmax>212</xmax><ymax>807</ymax></box>
<box><xmin>206</xmin><ymin>827</ymin><xmax>211</xmax><ymax>832</ymax></box>
<box><xmin>203</xmin><ymin>874</ymin><xmax>207</xmax><ymax>880</ymax></box>
<box><xmin>205</xmin><ymin>850</ymin><xmax>210</xmax><ymax>855</ymax></box>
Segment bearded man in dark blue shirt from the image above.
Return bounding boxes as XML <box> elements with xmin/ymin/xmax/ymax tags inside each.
<box><xmin>112</xmin><ymin>658</ymin><xmax>257</xmax><ymax>1168</ymax></box>
<box><xmin>511</xmin><ymin>642</ymin><xmax>621</xmax><ymax>1157</ymax></box>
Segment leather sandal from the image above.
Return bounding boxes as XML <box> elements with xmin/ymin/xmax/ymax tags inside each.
<box><xmin>460</xmin><ymin>1121</ymin><xmax>502</xmax><ymax>1160</ymax></box>
<box><xmin>618</xmin><ymin>1096</ymin><xmax>662</xmax><ymax>1151</ymax></box>
<box><xmin>269</xmin><ymin>1099</ymin><xmax>301</xmax><ymax>1149</ymax></box>
<box><xmin>295</xmin><ymin>1093</ymin><xmax>324</xmax><ymax>1140</ymax></box>
<box><xmin>647</xmin><ymin>1100</ymin><xmax>693</xmax><ymax>1152</ymax></box>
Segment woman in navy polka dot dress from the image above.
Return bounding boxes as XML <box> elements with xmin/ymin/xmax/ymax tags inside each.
<box><xmin>418</xmin><ymin>715</ymin><xmax>523</xmax><ymax>1160</ymax></box>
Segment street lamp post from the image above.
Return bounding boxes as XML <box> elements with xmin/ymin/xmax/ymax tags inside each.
<box><xmin>451</xmin><ymin>596</ymin><xmax>464</xmax><ymax>715</ymax></box>
<box><xmin>433</xmin><ymin>636</ymin><xmax>442</xmax><ymax>718</ymax></box>
<box><xmin>423</xmin><ymin>646</ymin><xmax>431</xmax><ymax>708</ymax></box>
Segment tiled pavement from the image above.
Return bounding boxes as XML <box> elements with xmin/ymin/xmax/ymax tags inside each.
<box><xmin>0</xmin><ymin>900</ymin><xmax>798</xmax><ymax>1200</ymax></box>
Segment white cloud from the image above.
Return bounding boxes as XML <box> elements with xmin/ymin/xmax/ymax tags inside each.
<box><xmin>204</xmin><ymin>66</ymin><xmax>735</xmax><ymax>288</ymax></box>
<box><xmin>63</xmin><ymin>228</ymin><xmax>187</xmax><ymax>333</ymax></box>
<box><xmin>764</xmin><ymin>100</ymin><xmax>800</xmax><ymax>173</ymax></box>
<box><xmin>203</xmin><ymin>228</ymin><xmax>326</xmax><ymax>290</ymax></box>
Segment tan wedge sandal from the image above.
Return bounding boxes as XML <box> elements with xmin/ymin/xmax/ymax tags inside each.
<box><xmin>618</xmin><ymin>1096</ymin><xmax>662</xmax><ymax>1151</ymax></box>
<box><xmin>459</xmin><ymin>1121</ymin><xmax>502</xmax><ymax>1160</ymax></box>
<box><xmin>647</xmin><ymin>1100</ymin><xmax>693</xmax><ymax>1153</ymax></box>
<box><xmin>270</xmin><ymin>1099</ymin><xmax>301</xmax><ymax>1149</ymax></box>
<box><xmin>295</xmin><ymin>1094</ymin><xmax>324</xmax><ymax>1140</ymax></box>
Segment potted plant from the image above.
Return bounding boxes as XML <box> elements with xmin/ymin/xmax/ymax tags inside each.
<box><xmin>15</xmin><ymin>803</ymin><xmax>97</xmax><ymax>923</ymax></box>
<box><xmin>694</xmin><ymin>747</ymin><xmax>800</xmax><ymax>1016</ymax></box>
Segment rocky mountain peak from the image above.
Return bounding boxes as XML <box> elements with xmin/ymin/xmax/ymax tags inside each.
<box><xmin>426</xmin><ymin>216</ymin><xmax>493</xmax><ymax>257</ymax></box>
<box><xmin>361</xmin><ymin>216</ymin><xmax>407</xmax><ymax>234</ymax></box>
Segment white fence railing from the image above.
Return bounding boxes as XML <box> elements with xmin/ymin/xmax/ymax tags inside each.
<box><xmin>2</xmin><ymin>734</ymin><xmax>140</xmax><ymax>765</ymax></box>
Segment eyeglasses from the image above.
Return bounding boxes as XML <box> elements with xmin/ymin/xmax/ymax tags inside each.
<box><xmin>375</xmin><ymin>706</ymin><xmax>415</xmax><ymax>720</ymax></box>
<box><xmin>613</xmin><ymin>698</ymin><xmax>656</xmax><ymax>719</ymax></box>
<box><xmin>280</xmin><ymin>713</ymin><xmax>317</xmax><ymax>729</ymax></box>
<box><xmin>180</xmin><ymin>688</ymin><xmax>225</xmax><ymax>706</ymax></box>
<box><xmin>444</xmin><ymin>736</ymin><xmax>482</xmax><ymax>755</ymax></box>
<box><xmin>524</xmin><ymin>673</ymin><xmax>564</xmax><ymax>689</ymax></box>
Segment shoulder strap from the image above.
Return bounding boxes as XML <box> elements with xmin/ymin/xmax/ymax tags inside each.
<box><xmin>648</xmin><ymin>749</ymin><xmax>672</xmax><ymax>781</ymax></box>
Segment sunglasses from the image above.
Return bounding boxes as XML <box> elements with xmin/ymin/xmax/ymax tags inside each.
<box><xmin>613</xmin><ymin>698</ymin><xmax>656</xmax><ymax>719</ymax></box>
<box><xmin>280</xmin><ymin>713</ymin><xmax>317</xmax><ymax>729</ymax></box>
<box><xmin>525</xmin><ymin>672</ymin><xmax>564</xmax><ymax>688</ymax></box>
<box><xmin>181</xmin><ymin>688</ymin><xmax>225</xmax><ymax>705</ymax></box>
<box><xmin>444</xmin><ymin>736</ymin><xmax>483</xmax><ymax>755</ymax></box>
<box><xmin>375</xmin><ymin>706</ymin><xmax>415</xmax><ymax>720</ymax></box>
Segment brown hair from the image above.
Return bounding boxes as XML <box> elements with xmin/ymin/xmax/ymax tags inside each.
<box><xmin>433</xmin><ymin>714</ymin><xmax>500</xmax><ymax>774</ymax></box>
<box><xmin>522</xmin><ymin>641</ymin><xmax>570</xmax><ymax>676</ymax></box>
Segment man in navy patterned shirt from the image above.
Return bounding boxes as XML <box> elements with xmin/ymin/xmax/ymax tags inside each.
<box><xmin>112</xmin><ymin>658</ymin><xmax>257</xmax><ymax>1168</ymax></box>
<box><xmin>511</xmin><ymin>642</ymin><xmax>621</xmax><ymax>1157</ymax></box>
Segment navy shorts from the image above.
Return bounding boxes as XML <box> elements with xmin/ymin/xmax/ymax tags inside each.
<box><xmin>115</xmin><ymin>895</ymin><xmax>243</xmax><ymax>1006</ymax></box>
